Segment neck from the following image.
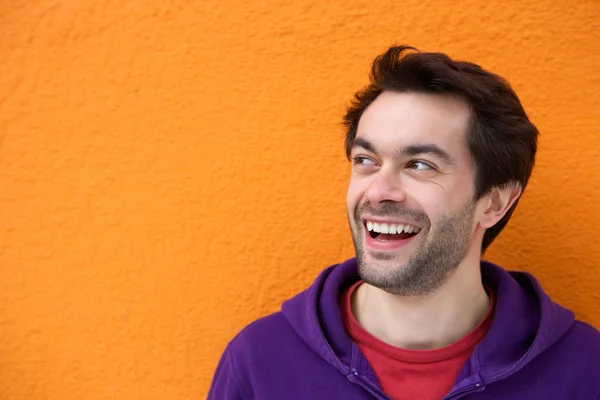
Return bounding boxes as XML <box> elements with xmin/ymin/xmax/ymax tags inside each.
<box><xmin>352</xmin><ymin>250</ymin><xmax>490</xmax><ymax>350</ymax></box>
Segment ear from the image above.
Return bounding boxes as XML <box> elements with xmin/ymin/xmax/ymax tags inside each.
<box><xmin>478</xmin><ymin>182</ymin><xmax>522</xmax><ymax>229</ymax></box>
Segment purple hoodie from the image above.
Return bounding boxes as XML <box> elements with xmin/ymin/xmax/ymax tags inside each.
<box><xmin>208</xmin><ymin>259</ymin><xmax>600</xmax><ymax>399</ymax></box>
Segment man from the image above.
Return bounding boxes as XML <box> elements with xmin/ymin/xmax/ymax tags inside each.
<box><xmin>208</xmin><ymin>45</ymin><xmax>600</xmax><ymax>399</ymax></box>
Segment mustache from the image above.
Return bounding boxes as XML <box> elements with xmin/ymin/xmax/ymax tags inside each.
<box><xmin>354</xmin><ymin>201</ymin><xmax>429</xmax><ymax>225</ymax></box>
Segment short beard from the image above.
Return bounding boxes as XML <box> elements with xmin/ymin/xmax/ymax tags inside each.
<box><xmin>350</xmin><ymin>201</ymin><xmax>476</xmax><ymax>296</ymax></box>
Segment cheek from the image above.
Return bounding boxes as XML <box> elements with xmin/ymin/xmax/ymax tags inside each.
<box><xmin>404</xmin><ymin>181</ymin><xmax>455</xmax><ymax>219</ymax></box>
<box><xmin>412</xmin><ymin>180</ymin><xmax>474</xmax><ymax>220</ymax></box>
<box><xmin>346</xmin><ymin>176</ymin><xmax>367</xmax><ymax>209</ymax></box>
<box><xmin>450</xmin><ymin>178</ymin><xmax>477</xmax><ymax>209</ymax></box>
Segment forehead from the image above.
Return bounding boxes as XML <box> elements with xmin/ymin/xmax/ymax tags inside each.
<box><xmin>356</xmin><ymin>91</ymin><xmax>472</xmax><ymax>157</ymax></box>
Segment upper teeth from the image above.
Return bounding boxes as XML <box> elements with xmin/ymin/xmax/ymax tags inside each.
<box><xmin>366</xmin><ymin>221</ymin><xmax>420</xmax><ymax>234</ymax></box>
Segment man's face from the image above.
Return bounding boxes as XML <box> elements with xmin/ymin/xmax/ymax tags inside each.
<box><xmin>347</xmin><ymin>91</ymin><xmax>480</xmax><ymax>296</ymax></box>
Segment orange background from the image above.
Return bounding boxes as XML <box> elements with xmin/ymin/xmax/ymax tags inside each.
<box><xmin>1</xmin><ymin>1</ymin><xmax>599</xmax><ymax>399</ymax></box>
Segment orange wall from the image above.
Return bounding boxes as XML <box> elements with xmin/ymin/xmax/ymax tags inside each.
<box><xmin>1</xmin><ymin>1</ymin><xmax>599</xmax><ymax>399</ymax></box>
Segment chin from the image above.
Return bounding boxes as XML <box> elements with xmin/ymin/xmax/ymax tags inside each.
<box><xmin>364</xmin><ymin>249</ymin><xmax>409</xmax><ymax>263</ymax></box>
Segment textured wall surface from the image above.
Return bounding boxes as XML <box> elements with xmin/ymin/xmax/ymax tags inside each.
<box><xmin>1</xmin><ymin>1</ymin><xmax>599</xmax><ymax>398</ymax></box>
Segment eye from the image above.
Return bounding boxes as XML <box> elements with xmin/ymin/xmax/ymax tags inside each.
<box><xmin>407</xmin><ymin>160</ymin><xmax>434</xmax><ymax>171</ymax></box>
<box><xmin>352</xmin><ymin>156</ymin><xmax>377</xmax><ymax>166</ymax></box>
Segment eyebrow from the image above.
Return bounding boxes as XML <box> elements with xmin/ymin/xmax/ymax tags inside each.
<box><xmin>351</xmin><ymin>137</ymin><xmax>457</xmax><ymax>166</ymax></box>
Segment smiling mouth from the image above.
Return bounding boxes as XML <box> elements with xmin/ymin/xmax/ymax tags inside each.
<box><xmin>364</xmin><ymin>220</ymin><xmax>421</xmax><ymax>241</ymax></box>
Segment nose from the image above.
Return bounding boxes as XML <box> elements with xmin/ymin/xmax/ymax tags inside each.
<box><xmin>364</xmin><ymin>167</ymin><xmax>407</xmax><ymax>205</ymax></box>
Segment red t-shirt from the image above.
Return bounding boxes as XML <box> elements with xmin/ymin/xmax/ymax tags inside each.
<box><xmin>340</xmin><ymin>281</ymin><xmax>495</xmax><ymax>400</ymax></box>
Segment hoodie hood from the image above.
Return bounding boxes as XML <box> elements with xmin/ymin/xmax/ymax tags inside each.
<box><xmin>281</xmin><ymin>258</ymin><xmax>575</xmax><ymax>387</ymax></box>
<box><xmin>281</xmin><ymin>260</ymin><xmax>358</xmax><ymax>374</ymax></box>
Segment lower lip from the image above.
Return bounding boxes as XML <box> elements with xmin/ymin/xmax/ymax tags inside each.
<box><xmin>364</xmin><ymin>225</ymin><xmax>418</xmax><ymax>251</ymax></box>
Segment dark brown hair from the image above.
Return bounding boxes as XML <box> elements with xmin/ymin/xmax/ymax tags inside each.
<box><xmin>343</xmin><ymin>45</ymin><xmax>539</xmax><ymax>252</ymax></box>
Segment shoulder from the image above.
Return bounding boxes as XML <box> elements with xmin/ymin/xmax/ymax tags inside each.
<box><xmin>563</xmin><ymin>321</ymin><xmax>600</xmax><ymax>397</ymax></box>
<box><xmin>562</xmin><ymin>320</ymin><xmax>600</xmax><ymax>346</ymax></box>
<box><xmin>560</xmin><ymin>320</ymin><xmax>600</xmax><ymax>354</ymax></box>
<box><xmin>222</xmin><ymin>311</ymin><xmax>326</xmax><ymax>392</ymax></box>
<box><xmin>208</xmin><ymin>313</ymin><xmax>296</xmax><ymax>400</ymax></box>
<box><xmin>233</xmin><ymin>311</ymin><xmax>294</xmax><ymax>342</ymax></box>
<box><xmin>228</xmin><ymin>311</ymin><xmax>306</xmax><ymax>362</ymax></box>
<box><xmin>550</xmin><ymin>320</ymin><xmax>600</xmax><ymax>388</ymax></box>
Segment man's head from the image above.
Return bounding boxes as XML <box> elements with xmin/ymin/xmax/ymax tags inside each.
<box><xmin>344</xmin><ymin>46</ymin><xmax>538</xmax><ymax>296</ymax></box>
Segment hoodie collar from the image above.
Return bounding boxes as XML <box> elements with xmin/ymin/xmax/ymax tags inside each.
<box><xmin>281</xmin><ymin>260</ymin><xmax>358</xmax><ymax>373</ymax></box>
<box><xmin>281</xmin><ymin>258</ymin><xmax>575</xmax><ymax>384</ymax></box>
<box><xmin>473</xmin><ymin>261</ymin><xmax>574</xmax><ymax>383</ymax></box>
